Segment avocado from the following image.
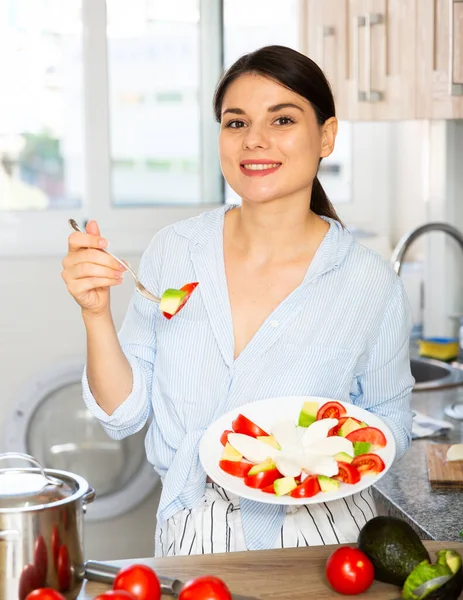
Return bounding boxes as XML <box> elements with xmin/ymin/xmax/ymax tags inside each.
<box><xmin>334</xmin><ymin>451</ymin><xmax>353</xmax><ymax>463</ymax></box>
<box><xmin>298</xmin><ymin>401</ymin><xmax>318</xmax><ymax>427</ymax></box>
<box><xmin>247</xmin><ymin>458</ymin><xmax>276</xmax><ymax>476</ymax></box>
<box><xmin>402</xmin><ymin>550</ymin><xmax>463</xmax><ymax>600</ymax></box>
<box><xmin>159</xmin><ymin>288</ymin><xmax>187</xmax><ymax>315</ymax></box>
<box><xmin>339</xmin><ymin>417</ymin><xmax>362</xmax><ymax>437</ymax></box>
<box><xmin>354</xmin><ymin>441</ymin><xmax>372</xmax><ymax>455</ymax></box>
<box><xmin>274</xmin><ymin>476</ymin><xmax>297</xmax><ymax>496</ymax></box>
<box><xmin>357</xmin><ymin>516</ymin><xmax>431</xmax><ymax>586</ymax></box>
<box><xmin>317</xmin><ymin>475</ymin><xmax>340</xmax><ymax>492</ymax></box>
<box><xmin>256</xmin><ymin>435</ymin><xmax>281</xmax><ymax>450</ymax></box>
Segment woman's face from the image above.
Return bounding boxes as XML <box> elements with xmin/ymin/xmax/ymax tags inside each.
<box><xmin>218</xmin><ymin>74</ymin><xmax>337</xmax><ymax>206</ymax></box>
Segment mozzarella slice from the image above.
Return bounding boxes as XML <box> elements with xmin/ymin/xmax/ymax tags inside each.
<box><xmin>301</xmin><ymin>418</ymin><xmax>338</xmax><ymax>447</ymax></box>
<box><xmin>300</xmin><ymin>455</ymin><xmax>339</xmax><ymax>477</ymax></box>
<box><xmin>271</xmin><ymin>419</ymin><xmax>303</xmax><ymax>453</ymax></box>
<box><xmin>275</xmin><ymin>456</ymin><xmax>302</xmax><ymax>477</ymax></box>
<box><xmin>303</xmin><ymin>436</ymin><xmax>354</xmax><ymax>457</ymax></box>
<box><xmin>227</xmin><ymin>433</ymin><xmax>279</xmax><ymax>464</ymax></box>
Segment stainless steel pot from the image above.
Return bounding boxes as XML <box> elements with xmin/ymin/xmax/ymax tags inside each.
<box><xmin>0</xmin><ymin>453</ymin><xmax>95</xmax><ymax>600</ymax></box>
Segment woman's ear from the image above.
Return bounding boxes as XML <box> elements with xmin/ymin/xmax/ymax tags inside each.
<box><xmin>320</xmin><ymin>117</ymin><xmax>338</xmax><ymax>159</ymax></box>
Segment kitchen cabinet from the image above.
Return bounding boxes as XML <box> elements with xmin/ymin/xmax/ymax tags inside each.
<box><xmin>416</xmin><ymin>0</ymin><xmax>463</xmax><ymax>119</ymax></box>
<box><xmin>305</xmin><ymin>0</ymin><xmax>349</xmax><ymax>117</ymax></box>
<box><xmin>302</xmin><ymin>1</ymin><xmax>463</xmax><ymax>120</ymax></box>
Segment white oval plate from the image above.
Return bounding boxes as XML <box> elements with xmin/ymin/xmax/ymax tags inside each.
<box><xmin>199</xmin><ymin>396</ymin><xmax>396</xmax><ymax>505</ymax></box>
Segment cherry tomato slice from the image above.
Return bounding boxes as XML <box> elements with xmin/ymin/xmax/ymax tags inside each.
<box><xmin>220</xmin><ymin>430</ymin><xmax>233</xmax><ymax>446</ymax></box>
<box><xmin>325</xmin><ymin>546</ymin><xmax>374</xmax><ymax>595</ymax></box>
<box><xmin>244</xmin><ymin>468</ymin><xmax>282</xmax><ymax>489</ymax></box>
<box><xmin>316</xmin><ymin>401</ymin><xmax>347</xmax><ymax>420</ymax></box>
<box><xmin>231</xmin><ymin>414</ymin><xmax>269</xmax><ymax>437</ymax></box>
<box><xmin>290</xmin><ymin>475</ymin><xmax>321</xmax><ymax>498</ymax></box>
<box><xmin>261</xmin><ymin>484</ymin><xmax>276</xmax><ymax>494</ymax></box>
<box><xmin>351</xmin><ymin>453</ymin><xmax>386</xmax><ymax>475</ymax></box>
<box><xmin>219</xmin><ymin>460</ymin><xmax>252</xmax><ymax>477</ymax></box>
<box><xmin>334</xmin><ymin>462</ymin><xmax>361</xmax><ymax>484</ymax></box>
<box><xmin>346</xmin><ymin>426</ymin><xmax>387</xmax><ymax>448</ymax></box>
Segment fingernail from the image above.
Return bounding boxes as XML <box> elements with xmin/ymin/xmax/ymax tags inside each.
<box><xmin>99</xmin><ymin>238</ymin><xmax>108</xmax><ymax>248</ymax></box>
<box><xmin>117</xmin><ymin>272</ymin><xmax>124</xmax><ymax>279</ymax></box>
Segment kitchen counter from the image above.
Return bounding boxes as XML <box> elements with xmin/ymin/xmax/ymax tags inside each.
<box><xmin>78</xmin><ymin>540</ymin><xmax>463</xmax><ymax>599</ymax></box>
<box><xmin>373</xmin><ymin>385</ymin><xmax>463</xmax><ymax>542</ymax></box>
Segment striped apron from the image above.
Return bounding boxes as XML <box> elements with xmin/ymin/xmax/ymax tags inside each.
<box><xmin>155</xmin><ymin>483</ymin><xmax>377</xmax><ymax>557</ymax></box>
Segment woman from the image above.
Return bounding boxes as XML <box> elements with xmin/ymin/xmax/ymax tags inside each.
<box><xmin>62</xmin><ymin>45</ymin><xmax>414</xmax><ymax>556</ymax></box>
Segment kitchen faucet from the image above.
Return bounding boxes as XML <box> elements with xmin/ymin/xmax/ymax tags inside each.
<box><xmin>391</xmin><ymin>222</ymin><xmax>463</xmax><ymax>421</ymax></box>
<box><xmin>391</xmin><ymin>222</ymin><xmax>463</xmax><ymax>276</ymax></box>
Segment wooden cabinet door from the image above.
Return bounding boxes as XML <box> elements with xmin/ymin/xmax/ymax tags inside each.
<box><xmin>305</xmin><ymin>0</ymin><xmax>349</xmax><ymax>118</ymax></box>
<box><xmin>416</xmin><ymin>0</ymin><xmax>463</xmax><ymax>118</ymax></box>
<box><xmin>346</xmin><ymin>0</ymin><xmax>416</xmax><ymax>120</ymax></box>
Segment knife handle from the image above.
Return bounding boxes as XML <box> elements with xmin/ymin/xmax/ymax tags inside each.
<box><xmin>84</xmin><ymin>560</ymin><xmax>181</xmax><ymax>596</ymax></box>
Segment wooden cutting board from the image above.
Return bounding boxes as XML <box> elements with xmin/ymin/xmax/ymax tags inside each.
<box><xmin>426</xmin><ymin>443</ymin><xmax>463</xmax><ymax>488</ymax></box>
<box><xmin>78</xmin><ymin>541</ymin><xmax>463</xmax><ymax>600</ymax></box>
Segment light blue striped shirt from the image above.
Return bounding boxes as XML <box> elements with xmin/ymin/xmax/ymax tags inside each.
<box><xmin>82</xmin><ymin>204</ymin><xmax>414</xmax><ymax>550</ymax></box>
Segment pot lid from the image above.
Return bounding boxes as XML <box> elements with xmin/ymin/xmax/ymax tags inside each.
<box><xmin>0</xmin><ymin>453</ymin><xmax>75</xmax><ymax>510</ymax></box>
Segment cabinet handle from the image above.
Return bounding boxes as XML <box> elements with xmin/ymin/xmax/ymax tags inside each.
<box><xmin>353</xmin><ymin>15</ymin><xmax>368</xmax><ymax>102</ymax></box>
<box><xmin>449</xmin><ymin>0</ymin><xmax>463</xmax><ymax>95</ymax></box>
<box><xmin>353</xmin><ymin>14</ymin><xmax>384</xmax><ymax>103</ymax></box>
<box><xmin>319</xmin><ymin>25</ymin><xmax>335</xmax><ymax>68</ymax></box>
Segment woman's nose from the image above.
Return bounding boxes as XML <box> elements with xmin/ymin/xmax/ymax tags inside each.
<box><xmin>243</xmin><ymin>124</ymin><xmax>270</xmax><ymax>150</ymax></box>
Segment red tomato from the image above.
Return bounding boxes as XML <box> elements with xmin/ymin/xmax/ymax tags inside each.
<box><xmin>51</xmin><ymin>526</ymin><xmax>60</xmax><ymax>571</ymax></box>
<box><xmin>19</xmin><ymin>564</ymin><xmax>41</xmax><ymax>600</ymax></box>
<box><xmin>178</xmin><ymin>575</ymin><xmax>232</xmax><ymax>600</ymax></box>
<box><xmin>57</xmin><ymin>544</ymin><xmax>71</xmax><ymax>592</ymax></box>
<box><xmin>346</xmin><ymin>426</ymin><xmax>387</xmax><ymax>448</ymax></box>
<box><xmin>325</xmin><ymin>546</ymin><xmax>374</xmax><ymax>594</ymax></box>
<box><xmin>33</xmin><ymin>535</ymin><xmax>48</xmax><ymax>586</ymax></box>
<box><xmin>290</xmin><ymin>475</ymin><xmax>321</xmax><ymax>498</ymax></box>
<box><xmin>220</xmin><ymin>430</ymin><xmax>233</xmax><ymax>446</ymax></box>
<box><xmin>219</xmin><ymin>460</ymin><xmax>252</xmax><ymax>477</ymax></box>
<box><xmin>94</xmin><ymin>592</ymin><xmax>137</xmax><ymax>600</ymax></box>
<box><xmin>244</xmin><ymin>469</ymin><xmax>282</xmax><ymax>489</ymax></box>
<box><xmin>352</xmin><ymin>453</ymin><xmax>386</xmax><ymax>475</ymax></box>
<box><xmin>25</xmin><ymin>589</ymin><xmax>66</xmax><ymax>600</ymax></box>
<box><xmin>317</xmin><ymin>401</ymin><xmax>347</xmax><ymax>421</ymax></box>
<box><xmin>114</xmin><ymin>564</ymin><xmax>161</xmax><ymax>600</ymax></box>
<box><xmin>261</xmin><ymin>484</ymin><xmax>276</xmax><ymax>494</ymax></box>
<box><xmin>334</xmin><ymin>462</ymin><xmax>361</xmax><ymax>484</ymax></box>
<box><xmin>162</xmin><ymin>282</ymin><xmax>199</xmax><ymax>319</ymax></box>
<box><xmin>231</xmin><ymin>414</ymin><xmax>269</xmax><ymax>437</ymax></box>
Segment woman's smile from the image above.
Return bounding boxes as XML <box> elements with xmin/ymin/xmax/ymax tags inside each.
<box><xmin>240</xmin><ymin>159</ymin><xmax>282</xmax><ymax>177</ymax></box>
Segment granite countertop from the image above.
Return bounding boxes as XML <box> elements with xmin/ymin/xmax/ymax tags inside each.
<box><xmin>373</xmin><ymin>384</ymin><xmax>463</xmax><ymax>542</ymax></box>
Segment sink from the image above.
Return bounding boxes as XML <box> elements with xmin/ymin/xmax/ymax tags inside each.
<box><xmin>411</xmin><ymin>357</ymin><xmax>463</xmax><ymax>391</ymax></box>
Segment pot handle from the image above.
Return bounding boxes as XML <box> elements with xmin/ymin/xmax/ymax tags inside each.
<box><xmin>0</xmin><ymin>452</ymin><xmax>63</xmax><ymax>487</ymax></box>
<box><xmin>82</xmin><ymin>486</ymin><xmax>96</xmax><ymax>506</ymax></box>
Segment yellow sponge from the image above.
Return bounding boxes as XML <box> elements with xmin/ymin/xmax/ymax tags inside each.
<box><xmin>419</xmin><ymin>338</ymin><xmax>459</xmax><ymax>361</ymax></box>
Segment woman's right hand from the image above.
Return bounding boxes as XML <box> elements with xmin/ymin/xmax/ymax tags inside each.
<box><xmin>61</xmin><ymin>220</ymin><xmax>126</xmax><ymax>316</ymax></box>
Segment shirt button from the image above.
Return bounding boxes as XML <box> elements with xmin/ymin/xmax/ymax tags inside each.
<box><xmin>271</xmin><ymin>320</ymin><xmax>279</xmax><ymax>328</ymax></box>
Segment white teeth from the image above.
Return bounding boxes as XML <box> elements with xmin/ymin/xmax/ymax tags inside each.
<box><xmin>242</xmin><ymin>163</ymin><xmax>280</xmax><ymax>170</ymax></box>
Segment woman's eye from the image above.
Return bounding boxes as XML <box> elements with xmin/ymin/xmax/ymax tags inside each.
<box><xmin>274</xmin><ymin>116</ymin><xmax>294</xmax><ymax>126</ymax></box>
<box><xmin>225</xmin><ymin>120</ymin><xmax>246</xmax><ymax>129</ymax></box>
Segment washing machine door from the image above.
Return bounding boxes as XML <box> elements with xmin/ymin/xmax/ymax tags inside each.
<box><xmin>2</xmin><ymin>360</ymin><xmax>159</xmax><ymax>521</ymax></box>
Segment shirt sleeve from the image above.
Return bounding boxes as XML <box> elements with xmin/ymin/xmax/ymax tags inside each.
<box><xmin>352</xmin><ymin>278</ymin><xmax>415</xmax><ymax>461</ymax></box>
<box><xmin>81</xmin><ymin>230</ymin><xmax>164</xmax><ymax>440</ymax></box>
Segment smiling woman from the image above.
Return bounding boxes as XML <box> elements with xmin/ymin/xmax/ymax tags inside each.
<box><xmin>62</xmin><ymin>44</ymin><xmax>414</xmax><ymax>558</ymax></box>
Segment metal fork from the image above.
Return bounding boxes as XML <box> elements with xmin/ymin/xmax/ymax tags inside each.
<box><xmin>68</xmin><ymin>219</ymin><xmax>161</xmax><ymax>303</ymax></box>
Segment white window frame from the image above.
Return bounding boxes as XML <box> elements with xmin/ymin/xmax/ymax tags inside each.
<box><xmin>0</xmin><ymin>0</ymin><xmax>223</xmax><ymax>257</ymax></box>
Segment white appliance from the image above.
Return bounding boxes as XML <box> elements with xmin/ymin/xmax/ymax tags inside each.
<box><xmin>1</xmin><ymin>359</ymin><xmax>161</xmax><ymax>560</ymax></box>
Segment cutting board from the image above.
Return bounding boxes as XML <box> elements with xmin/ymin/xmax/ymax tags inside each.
<box><xmin>78</xmin><ymin>541</ymin><xmax>463</xmax><ymax>600</ymax></box>
<box><xmin>426</xmin><ymin>443</ymin><xmax>463</xmax><ymax>488</ymax></box>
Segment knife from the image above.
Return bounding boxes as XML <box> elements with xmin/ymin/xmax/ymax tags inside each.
<box><xmin>84</xmin><ymin>560</ymin><xmax>260</xmax><ymax>600</ymax></box>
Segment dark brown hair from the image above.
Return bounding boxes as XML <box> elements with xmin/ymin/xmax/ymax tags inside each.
<box><xmin>213</xmin><ymin>45</ymin><xmax>341</xmax><ymax>223</ymax></box>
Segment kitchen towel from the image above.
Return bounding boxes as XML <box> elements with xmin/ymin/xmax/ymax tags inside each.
<box><xmin>412</xmin><ymin>411</ymin><xmax>454</xmax><ymax>439</ymax></box>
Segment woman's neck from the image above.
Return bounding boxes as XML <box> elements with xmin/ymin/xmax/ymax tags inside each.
<box><xmin>226</xmin><ymin>197</ymin><xmax>329</xmax><ymax>263</ymax></box>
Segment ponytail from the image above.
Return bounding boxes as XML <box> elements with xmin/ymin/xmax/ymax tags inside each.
<box><xmin>311</xmin><ymin>175</ymin><xmax>342</xmax><ymax>224</ymax></box>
